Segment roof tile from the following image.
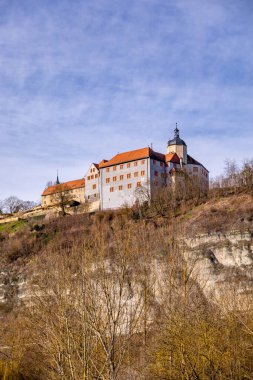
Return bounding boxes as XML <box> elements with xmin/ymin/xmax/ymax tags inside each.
<box><xmin>165</xmin><ymin>153</ymin><xmax>180</xmax><ymax>163</ymax></box>
<box><xmin>42</xmin><ymin>178</ymin><xmax>85</xmax><ymax>196</ymax></box>
<box><xmin>99</xmin><ymin>147</ymin><xmax>165</xmax><ymax>168</ymax></box>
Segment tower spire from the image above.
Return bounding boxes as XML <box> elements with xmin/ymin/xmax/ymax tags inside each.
<box><xmin>56</xmin><ymin>170</ymin><xmax>60</xmax><ymax>185</ymax></box>
<box><xmin>174</xmin><ymin>122</ymin><xmax>179</xmax><ymax>138</ymax></box>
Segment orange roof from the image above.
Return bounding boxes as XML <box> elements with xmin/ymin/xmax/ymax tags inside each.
<box><xmin>165</xmin><ymin>153</ymin><xmax>180</xmax><ymax>163</ymax></box>
<box><xmin>99</xmin><ymin>159</ymin><xmax>108</xmax><ymax>166</ymax></box>
<box><xmin>42</xmin><ymin>178</ymin><xmax>85</xmax><ymax>196</ymax></box>
<box><xmin>99</xmin><ymin>147</ymin><xmax>165</xmax><ymax>168</ymax></box>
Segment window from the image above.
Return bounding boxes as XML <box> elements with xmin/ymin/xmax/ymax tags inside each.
<box><xmin>154</xmin><ymin>171</ymin><xmax>158</xmax><ymax>176</ymax></box>
<box><xmin>91</xmin><ymin>175</ymin><xmax>94</xmax><ymax>179</ymax></box>
<box><xmin>95</xmin><ymin>174</ymin><xmax>98</xmax><ymax>178</ymax></box>
<box><xmin>92</xmin><ymin>184</ymin><xmax>96</xmax><ymax>190</ymax></box>
<box><xmin>134</xmin><ymin>161</ymin><xmax>138</xmax><ymax>166</ymax></box>
<box><xmin>106</xmin><ymin>178</ymin><xmax>110</xmax><ymax>183</ymax></box>
<box><xmin>134</xmin><ymin>172</ymin><xmax>138</xmax><ymax>177</ymax></box>
<box><xmin>120</xmin><ymin>175</ymin><xmax>124</xmax><ymax>180</ymax></box>
<box><xmin>141</xmin><ymin>159</ymin><xmax>145</xmax><ymax>165</ymax></box>
<box><xmin>87</xmin><ymin>176</ymin><xmax>90</xmax><ymax>180</ymax></box>
<box><xmin>88</xmin><ymin>195</ymin><xmax>90</xmax><ymax>200</ymax></box>
<box><xmin>90</xmin><ymin>169</ymin><xmax>93</xmax><ymax>173</ymax></box>
<box><xmin>136</xmin><ymin>182</ymin><xmax>141</xmax><ymax>188</ymax></box>
<box><xmin>119</xmin><ymin>185</ymin><xmax>123</xmax><ymax>191</ymax></box>
<box><xmin>160</xmin><ymin>162</ymin><xmax>164</xmax><ymax>167</ymax></box>
<box><xmin>106</xmin><ymin>167</ymin><xmax>110</xmax><ymax>172</ymax></box>
<box><xmin>141</xmin><ymin>170</ymin><xmax>145</xmax><ymax>176</ymax></box>
<box><xmin>94</xmin><ymin>194</ymin><xmax>97</xmax><ymax>198</ymax></box>
<box><xmin>113</xmin><ymin>176</ymin><xmax>117</xmax><ymax>182</ymax></box>
<box><xmin>110</xmin><ymin>187</ymin><xmax>114</xmax><ymax>192</ymax></box>
<box><xmin>113</xmin><ymin>166</ymin><xmax>117</xmax><ymax>171</ymax></box>
<box><xmin>127</xmin><ymin>163</ymin><xmax>131</xmax><ymax>168</ymax></box>
<box><xmin>127</xmin><ymin>173</ymin><xmax>131</xmax><ymax>179</ymax></box>
<box><xmin>120</xmin><ymin>164</ymin><xmax>124</xmax><ymax>170</ymax></box>
<box><xmin>127</xmin><ymin>183</ymin><xmax>132</xmax><ymax>189</ymax></box>
<box><xmin>193</xmin><ymin>167</ymin><xmax>198</xmax><ymax>172</ymax></box>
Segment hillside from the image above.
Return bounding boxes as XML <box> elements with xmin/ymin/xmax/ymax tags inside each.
<box><xmin>0</xmin><ymin>193</ymin><xmax>252</xmax><ymax>312</ymax></box>
<box><xmin>0</xmin><ymin>192</ymin><xmax>253</xmax><ymax>379</ymax></box>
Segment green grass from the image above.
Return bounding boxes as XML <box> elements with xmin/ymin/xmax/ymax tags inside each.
<box><xmin>0</xmin><ymin>219</ymin><xmax>27</xmax><ymax>234</ymax></box>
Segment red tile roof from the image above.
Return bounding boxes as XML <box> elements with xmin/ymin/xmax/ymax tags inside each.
<box><xmin>42</xmin><ymin>178</ymin><xmax>85</xmax><ymax>196</ymax></box>
<box><xmin>99</xmin><ymin>147</ymin><xmax>166</xmax><ymax>168</ymax></box>
<box><xmin>99</xmin><ymin>159</ymin><xmax>108</xmax><ymax>166</ymax></box>
<box><xmin>165</xmin><ymin>153</ymin><xmax>180</xmax><ymax>163</ymax></box>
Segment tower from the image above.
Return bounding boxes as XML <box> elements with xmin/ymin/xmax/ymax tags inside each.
<box><xmin>167</xmin><ymin>124</ymin><xmax>187</xmax><ymax>164</ymax></box>
<box><xmin>56</xmin><ymin>170</ymin><xmax>60</xmax><ymax>185</ymax></box>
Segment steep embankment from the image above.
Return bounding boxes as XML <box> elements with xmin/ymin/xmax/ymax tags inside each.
<box><xmin>0</xmin><ymin>194</ymin><xmax>252</xmax><ymax>313</ymax></box>
<box><xmin>180</xmin><ymin>194</ymin><xmax>253</xmax><ymax>301</ymax></box>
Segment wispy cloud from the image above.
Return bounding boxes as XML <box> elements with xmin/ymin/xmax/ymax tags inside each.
<box><xmin>0</xmin><ymin>0</ymin><xmax>252</xmax><ymax>200</ymax></box>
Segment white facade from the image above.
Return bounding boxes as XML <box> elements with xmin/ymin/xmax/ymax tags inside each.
<box><xmin>100</xmin><ymin>158</ymin><xmax>150</xmax><ymax>210</ymax></box>
<box><xmin>85</xmin><ymin>163</ymin><xmax>100</xmax><ymax>202</ymax></box>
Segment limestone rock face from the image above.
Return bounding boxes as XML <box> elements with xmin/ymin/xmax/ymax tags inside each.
<box><xmin>1</xmin><ymin>267</ymin><xmax>33</xmax><ymax>312</ymax></box>
<box><xmin>0</xmin><ymin>269</ymin><xmax>20</xmax><ymax>312</ymax></box>
<box><xmin>1</xmin><ymin>230</ymin><xmax>253</xmax><ymax>313</ymax></box>
<box><xmin>182</xmin><ymin>230</ymin><xmax>253</xmax><ymax>301</ymax></box>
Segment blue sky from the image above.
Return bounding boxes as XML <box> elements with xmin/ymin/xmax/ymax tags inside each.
<box><xmin>0</xmin><ymin>0</ymin><xmax>252</xmax><ymax>201</ymax></box>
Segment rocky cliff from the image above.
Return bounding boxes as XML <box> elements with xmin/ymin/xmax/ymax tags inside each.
<box><xmin>183</xmin><ymin>230</ymin><xmax>253</xmax><ymax>303</ymax></box>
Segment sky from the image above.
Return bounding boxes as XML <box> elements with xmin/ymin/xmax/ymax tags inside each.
<box><xmin>0</xmin><ymin>0</ymin><xmax>252</xmax><ymax>201</ymax></box>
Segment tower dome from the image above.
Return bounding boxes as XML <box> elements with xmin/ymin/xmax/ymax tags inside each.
<box><xmin>167</xmin><ymin>125</ymin><xmax>187</xmax><ymax>164</ymax></box>
<box><xmin>168</xmin><ymin>126</ymin><xmax>186</xmax><ymax>147</ymax></box>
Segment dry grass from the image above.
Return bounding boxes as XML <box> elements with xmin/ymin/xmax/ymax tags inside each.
<box><xmin>182</xmin><ymin>193</ymin><xmax>253</xmax><ymax>235</ymax></box>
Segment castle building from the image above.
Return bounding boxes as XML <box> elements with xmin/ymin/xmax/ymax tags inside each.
<box><xmin>98</xmin><ymin>148</ymin><xmax>179</xmax><ymax>210</ymax></box>
<box><xmin>41</xmin><ymin>128</ymin><xmax>209</xmax><ymax>211</ymax></box>
<box><xmin>41</xmin><ymin>179</ymin><xmax>85</xmax><ymax>208</ymax></box>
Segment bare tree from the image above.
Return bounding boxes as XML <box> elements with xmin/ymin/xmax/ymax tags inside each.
<box><xmin>23</xmin><ymin>222</ymin><xmax>148</xmax><ymax>380</ymax></box>
<box><xmin>1</xmin><ymin>196</ymin><xmax>37</xmax><ymax>214</ymax></box>
<box><xmin>45</xmin><ymin>180</ymin><xmax>53</xmax><ymax>189</ymax></box>
<box><xmin>53</xmin><ymin>186</ymin><xmax>75</xmax><ymax>216</ymax></box>
<box><xmin>2</xmin><ymin>196</ymin><xmax>23</xmax><ymax>213</ymax></box>
<box><xmin>240</xmin><ymin>159</ymin><xmax>253</xmax><ymax>190</ymax></box>
<box><xmin>223</xmin><ymin>159</ymin><xmax>239</xmax><ymax>189</ymax></box>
